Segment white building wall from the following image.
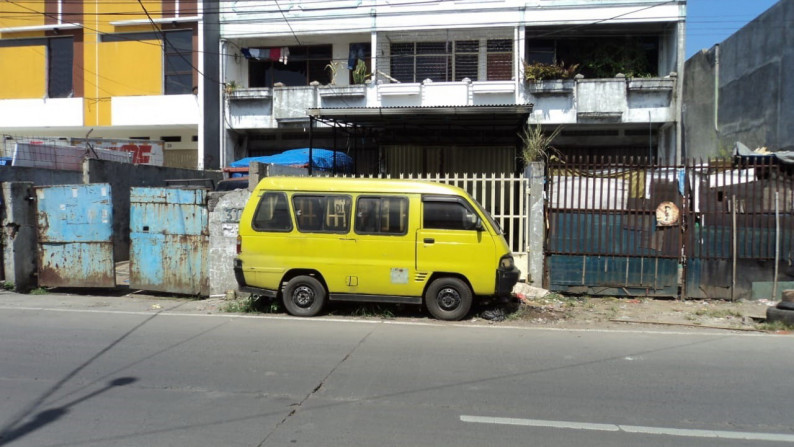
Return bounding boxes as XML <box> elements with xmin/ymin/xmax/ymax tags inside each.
<box><xmin>0</xmin><ymin>98</ymin><xmax>84</xmax><ymax>127</ymax></box>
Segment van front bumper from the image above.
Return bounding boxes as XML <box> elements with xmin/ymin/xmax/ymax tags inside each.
<box><xmin>496</xmin><ymin>265</ymin><xmax>521</xmax><ymax>297</ymax></box>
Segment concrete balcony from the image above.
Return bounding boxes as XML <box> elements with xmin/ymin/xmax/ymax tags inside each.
<box><xmin>112</xmin><ymin>95</ymin><xmax>200</xmax><ymax>126</ymax></box>
<box><xmin>0</xmin><ymin>97</ymin><xmax>84</xmax><ymax>127</ymax></box>
<box><xmin>524</xmin><ymin>75</ymin><xmax>677</xmax><ymax>125</ymax></box>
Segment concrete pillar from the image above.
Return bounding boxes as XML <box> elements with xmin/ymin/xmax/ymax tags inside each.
<box><xmin>2</xmin><ymin>182</ymin><xmax>37</xmax><ymax>292</ymax></box>
<box><xmin>208</xmin><ymin>189</ymin><xmax>251</xmax><ymax>297</ymax></box>
<box><xmin>525</xmin><ymin>162</ymin><xmax>545</xmax><ymax>286</ymax></box>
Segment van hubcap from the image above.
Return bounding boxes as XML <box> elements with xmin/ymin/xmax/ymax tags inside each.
<box><xmin>293</xmin><ymin>285</ymin><xmax>315</xmax><ymax>308</ymax></box>
<box><xmin>437</xmin><ymin>287</ymin><xmax>461</xmax><ymax>311</ymax></box>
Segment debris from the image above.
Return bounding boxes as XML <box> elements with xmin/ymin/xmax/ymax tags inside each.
<box><xmin>481</xmin><ymin>308</ymin><xmax>506</xmax><ymax>322</ymax></box>
<box><xmin>512</xmin><ymin>282</ymin><xmax>549</xmax><ymax>302</ymax></box>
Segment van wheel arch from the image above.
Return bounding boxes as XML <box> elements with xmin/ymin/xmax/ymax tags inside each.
<box><xmin>281</xmin><ymin>269</ymin><xmax>328</xmax><ymax>292</ymax></box>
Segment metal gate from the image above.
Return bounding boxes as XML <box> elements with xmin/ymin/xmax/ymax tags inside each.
<box><xmin>35</xmin><ymin>183</ymin><xmax>115</xmax><ymax>288</ymax></box>
<box><xmin>129</xmin><ymin>187</ymin><xmax>209</xmax><ymax>295</ymax></box>
<box><xmin>545</xmin><ymin>157</ymin><xmax>682</xmax><ymax>296</ymax></box>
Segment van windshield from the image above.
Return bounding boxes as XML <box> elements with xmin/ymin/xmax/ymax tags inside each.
<box><xmin>468</xmin><ymin>193</ymin><xmax>502</xmax><ymax>235</ymax></box>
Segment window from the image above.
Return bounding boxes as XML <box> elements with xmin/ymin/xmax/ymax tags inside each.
<box><xmin>248</xmin><ymin>45</ymin><xmax>332</xmax><ymax>87</ymax></box>
<box><xmin>164</xmin><ymin>30</ymin><xmax>193</xmax><ymax>95</ymax></box>
<box><xmin>486</xmin><ymin>39</ymin><xmax>513</xmax><ymax>80</ymax></box>
<box><xmin>253</xmin><ymin>192</ymin><xmax>292</xmax><ymax>232</ymax></box>
<box><xmin>355</xmin><ymin>196</ymin><xmax>409</xmax><ymax>235</ymax></box>
<box><xmin>47</xmin><ymin>37</ymin><xmax>73</xmax><ymax>98</ymax></box>
<box><xmin>390</xmin><ymin>39</ymin><xmax>511</xmax><ymax>83</ymax></box>
<box><xmin>423</xmin><ymin>199</ymin><xmax>480</xmax><ymax>231</ymax></box>
<box><xmin>292</xmin><ymin>195</ymin><xmax>352</xmax><ymax>233</ymax></box>
<box><xmin>526</xmin><ymin>36</ymin><xmax>659</xmax><ymax>78</ymax></box>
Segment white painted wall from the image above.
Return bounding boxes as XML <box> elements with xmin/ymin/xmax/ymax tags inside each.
<box><xmin>0</xmin><ymin>98</ymin><xmax>84</xmax><ymax>127</ymax></box>
<box><xmin>112</xmin><ymin>95</ymin><xmax>200</xmax><ymax>126</ymax></box>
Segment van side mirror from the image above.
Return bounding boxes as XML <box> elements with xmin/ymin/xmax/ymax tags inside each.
<box><xmin>475</xmin><ymin>218</ymin><xmax>484</xmax><ymax>231</ymax></box>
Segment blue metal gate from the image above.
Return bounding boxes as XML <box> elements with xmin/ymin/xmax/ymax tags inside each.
<box><xmin>35</xmin><ymin>184</ymin><xmax>115</xmax><ymax>288</ymax></box>
<box><xmin>129</xmin><ymin>187</ymin><xmax>209</xmax><ymax>295</ymax></box>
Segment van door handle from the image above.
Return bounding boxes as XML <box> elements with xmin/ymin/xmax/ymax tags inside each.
<box><xmin>424</xmin><ymin>238</ymin><xmax>435</xmax><ymax>244</ymax></box>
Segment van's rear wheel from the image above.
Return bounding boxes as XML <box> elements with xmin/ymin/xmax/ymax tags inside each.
<box><xmin>425</xmin><ymin>278</ymin><xmax>472</xmax><ymax>321</ymax></box>
<box><xmin>283</xmin><ymin>275</ymin><xmax>326</xmax><ymax>317</ymax></box>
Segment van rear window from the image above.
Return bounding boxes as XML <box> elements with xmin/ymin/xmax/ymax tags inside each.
<box><xmin>252</xmin><ymin>192</ymin><xmax>293</xmax><ymax>232</ymax></box>
<box><xmin>292</xmin><ymin>195</ymin><xmax>352</xmax><ymax>233</ymax></box>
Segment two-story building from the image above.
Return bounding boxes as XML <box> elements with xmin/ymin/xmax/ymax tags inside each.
<box><xmin>0</xmin><ymin>0</ymin><xmax>214</xmax><ymax>169</ymax></box>
<box><xmin>218</xmin><ymin>0</ymin><xmax>687</xmax><ymax>174</ymax></box>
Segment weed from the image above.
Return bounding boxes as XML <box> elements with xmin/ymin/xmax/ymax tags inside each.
<box><xmin>757</xmin><ymin>320</ymin><xmax>794</xmax><ymax>332</ymax></box>
<box><xmin>29</xmin><ymin>287</ymin><xmax>49</xmax><ymax>295</ymax></box>
<box><xmin>350</xmin><ymin>304</ymin><xmax>395</xmax><ymax>319</ymax></box>
<box><xmin>2</xmin><ymin>281</ymin><xmax>13</xmax><ymax>290</ymax></box>
<box><xmin>695</xmin><ymin>308</ymin><xmax>743</xmax><ymax>319</ymax></box>
<box><xmin>221</xmin><ymin>295</ymin><xmax>280</xmax><ymax>314</ymax></box>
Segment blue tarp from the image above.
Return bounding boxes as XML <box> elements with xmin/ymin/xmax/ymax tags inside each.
<box><xmin>230</xmin><ymin>148</ymin><xmax>353</xmax><ymax>173</ymax></box>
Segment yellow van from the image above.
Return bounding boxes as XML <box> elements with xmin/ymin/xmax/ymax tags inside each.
<box><xmin>234</xmin><ymin>177</ymin><xmax>520</xmax><ymax>320</ymax></box>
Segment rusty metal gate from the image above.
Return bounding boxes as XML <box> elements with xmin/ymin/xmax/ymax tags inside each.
<box><xmin>545</xmin><ymin>157</ymin><xmax>682</xmax><ymax>297</ymax></box>
<box><xmin>686</xmin><ymin>157</ymin><xmax>794</xmax><ymax>300</ymax></box>
<box><xmin>35</xmin><ymin>183</ymin><xmax>115</xmax><ymax>288</ymax></box>
<box><xmin>129</xmin><ymin>187</ymin><xmax>209</xmax><ymax>296</ymax></box>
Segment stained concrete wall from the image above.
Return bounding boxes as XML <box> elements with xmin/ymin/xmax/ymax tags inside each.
<box><xmin>684</xmin><ymin>0</ymin><xmax>794</xmax><ymax>158</ymax></box>
<box><xmin>1</xmin><ymin>182</ymin><xmax>37</xmax><ymax>291</ymax></box>
<box><xmin>208</xmin><ymin>189</ymin><xmax>250</xmax><ymax>297</ymax></box>
<box><xmin>0</xmin><ymin>165</ymin><xmax>82</xmax><ymax>186</ymax></box>
<box><xmin>83</xmin><ymin>159</ymin><xmax>223</xmax><ymax>261</ymax></box>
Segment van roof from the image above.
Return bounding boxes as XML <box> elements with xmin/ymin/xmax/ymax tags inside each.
<box><xmin>254</xmin><ymin>176</ymin><xmax>468</xmax><ymax>196</ymax></box>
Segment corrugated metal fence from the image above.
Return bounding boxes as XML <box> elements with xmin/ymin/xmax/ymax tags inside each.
<box><xmin>546</xmin><ymin>155</ymin><xmax>794</xmax><ymax>299</ymax></box>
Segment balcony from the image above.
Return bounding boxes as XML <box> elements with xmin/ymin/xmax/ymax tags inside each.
<box><xmin>0</xmin><ymin>97</ymin><xmax>84</xmax><ymax>127</ymax></box>
<box><xmin>525</xmin><ymin>75</ymin><xmax>676</xmax><ymax>125</ymax></box>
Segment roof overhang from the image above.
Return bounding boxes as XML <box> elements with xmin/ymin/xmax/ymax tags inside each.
<box><xmin>307</xmin><ymin>104</ymin><xmax>533</xmax><ymax>133</ymax></box>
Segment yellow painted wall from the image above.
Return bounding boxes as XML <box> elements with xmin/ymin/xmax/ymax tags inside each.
<box><xmin>0</xmin><ymin>46</ymin><xmax>47</xmax><ymax>98</ymax></box>
<box><xmin>0</xmin><ymin>2</ymin><xmax>45</xmax><ymax>29</ymax></box>
<box><xmin>83</xmin><ymin>0</ymin><xmax>166</xmax><ymax>126</ymax></box>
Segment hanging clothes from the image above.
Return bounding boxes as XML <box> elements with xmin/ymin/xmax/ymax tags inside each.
<box><xmin>241</xmin><ymin>47</ymin><xmax>290</xmax><ymax>64</ymax></box>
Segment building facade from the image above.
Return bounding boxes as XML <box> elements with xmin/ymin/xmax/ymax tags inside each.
<box><xmin>0</xmin><ymin>0</ymin><xmax>215</xmax><ymax>169</ymax></box>
<box><xmin>683</xmin><ymin>0</ymin><xmax>793</xmax><ymax>159</ymax></box>
<box><xmin>219</xmin><ymin>0</ymin><xmax>687</xmax><ymax>173</ymax></box>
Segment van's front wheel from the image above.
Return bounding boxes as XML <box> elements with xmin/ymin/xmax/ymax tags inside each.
<box><xmin>425</xmin><ymin>278</ymin><xmax>472</xmax><ymax>321</ymax></box>
<box><xmin>283</xmin><ymin>275</ymin><xmax>326</xmax><ymax>317</ymax></box>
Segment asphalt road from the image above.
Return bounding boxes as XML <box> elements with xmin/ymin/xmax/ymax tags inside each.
<box><xmin>0</xmin><ymin>295</ymin><xmax>792</xmax><ymax>446</ymax></box>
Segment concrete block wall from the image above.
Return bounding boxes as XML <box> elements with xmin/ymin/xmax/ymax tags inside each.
<box><xmin>208</xmin><ymin>189</ymin><xmax>250</xmax><ymax>297</ymax></box>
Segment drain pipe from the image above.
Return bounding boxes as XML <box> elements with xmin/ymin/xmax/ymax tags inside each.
<box><xmin>713</xmin><ymin>44</ymin><xmax>720</xmax><ymax>135</ymax></box>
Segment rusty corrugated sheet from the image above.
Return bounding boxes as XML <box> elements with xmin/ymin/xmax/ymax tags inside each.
<box><xmin>35</xmin><ymin>184</ymin><xmax>115</xmax><ymax>288</ymax></box>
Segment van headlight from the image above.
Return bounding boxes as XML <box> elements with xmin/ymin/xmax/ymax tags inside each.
<box><xmin>500</xmin><ymin>255</ymin><xmax>514</xmax><ymax>270</ymax></box>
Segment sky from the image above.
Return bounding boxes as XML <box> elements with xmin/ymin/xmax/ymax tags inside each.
<box><xmin>685</xmin><ymin>0</ymin><xmax>780</xmax><ymax>58</ymax></box>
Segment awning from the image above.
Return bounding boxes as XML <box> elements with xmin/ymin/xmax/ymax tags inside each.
<box><xmin>307</xmin><ymin>104</ymin><xmax>533</xmax><ymax>133</ymax></box>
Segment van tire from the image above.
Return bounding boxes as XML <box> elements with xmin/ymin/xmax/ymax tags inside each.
<box><xmin>283</xmin><ymin>275</ymin><xmax>326</xmax><ymax>317</ymax></box>
<box><xmin>425</xmin><ymin>278</ymin><xmax>472</xmax><ymax>321</ymax></box>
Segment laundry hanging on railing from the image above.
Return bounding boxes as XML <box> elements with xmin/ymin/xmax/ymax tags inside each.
<box><xmin>241</xmin><ymin>47</ymin><xmax>290</xmax><ymax>64</ymax></box>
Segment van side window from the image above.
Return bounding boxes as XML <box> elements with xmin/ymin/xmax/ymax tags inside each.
<box><xmin>355</xmin><ymin>196</ymin><xmax>408</xmax><ymax>235</ymax></box>
<box><xmin>423</xmin><ymin>200</ymin><xmax>478</xmax><ymax>230</ymax></box>
<box><xmin>252</xmin><ymin>192</ymin><xmax>292</xmax><ymax>232</ymax></box>
<box><xmin>292</xmin><ymin>195</ymin><xmax>352</xmax><ymax>233</ymax></box>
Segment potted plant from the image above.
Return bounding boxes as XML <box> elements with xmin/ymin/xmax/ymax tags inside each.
<box><xmin>523</xmin><ymin>61</ymin><xmax>579</xmax><ymax>94</ymax></box>
<box><xmin>224</xmin><ymin>80</ymin><xmax>238</xmax><ymax>95</ymax></box>
<box><xmin>352</xmin><ymin>59</ymin><xmax>371</xmax><ymax>85</ymax></box>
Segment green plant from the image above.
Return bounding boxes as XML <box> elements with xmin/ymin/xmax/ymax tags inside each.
<box><xmin>30</xmin><ymin>287</ymin><xmax>49</xmax><ymax>295</ymax></box>
<box><xmin>519</xmin><ymin>122</ymin><xmax>563</xmax><ymax>163</ymax></box>
<box><xmin>351</xmin><ymin>59</ymin><xmax>371</xmax><ymax>85</ymax></box>
<box><xmin>350</xmin><ymin>303</ymin><xmax>395</xmax><ymax>319</ymax></box>
<box><xmin>224</xmin><ymin>80</ymin><xmax>238</xmax><ymax>95</ymax></box>
<box><xmin>325</xmin><ymin>61</ymin><xmax>343</xmax><ymax>84</ymax></box>
<box><xmin>576</xmin><ymin>41</ymin><xmax>652</xmax><ymax>78</ymax></box>
<box><xmin>757</xmin><ymin>320</ymin><xmax>794</xmax><ymax>332</ymax></box>
<box><xmin>523</xmin><ymin>60</ymin><xmax>579</xmax><ymax>81</ymax></box>
<box><xmin>2</xmin><ymin>281</ymin><xmax>13</xmax><ymax>290</ymax></box>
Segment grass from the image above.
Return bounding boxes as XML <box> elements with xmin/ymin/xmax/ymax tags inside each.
<box><xmin>346</xmin><ymin>303</ymin><xmax>396</xmax><ymax>319</ymax></box>
<box><xmin>29</xmin><ymin>287</ymin><xmax>49</xmax><ymax>295</ymax></box>
<box><xmin>2</xmin><ymin>281</ymin><xmax>13</xmax><ymax>290</ymax></box>
<box><xmin>694</xmin><ymin>308</ymin><xmax>744</xmax><ymax>319</ymax></box>
<box><xmin>756</xmin><ymin>320</ymin><xmax>794</xmax><ymax>332</ymax></box>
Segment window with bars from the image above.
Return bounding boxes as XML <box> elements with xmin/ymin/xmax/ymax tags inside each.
<box><xmin>390</xmin><ymin>39</ymin><xmax>512</xmax><ymax>83</ymax></box>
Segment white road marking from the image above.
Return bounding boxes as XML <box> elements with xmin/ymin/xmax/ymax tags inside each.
<box><xmin>460</xmin><ymin>415</ymin><xmax>794</xmax><ymax>443</ymax></box>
